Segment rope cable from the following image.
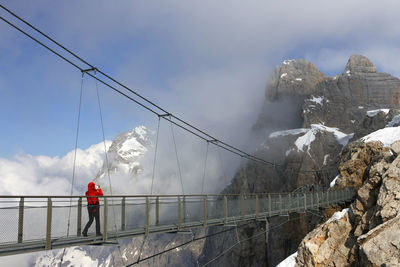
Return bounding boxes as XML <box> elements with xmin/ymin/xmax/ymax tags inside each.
<box><xmin>201</xmin><ymin>214</ymin><xmax>304</xmax><ymax>267</ymax></box>
<box><xmin>150</xmin><ymin>117</ymin><xmax>161</xmax><ymax>195</ymax></box>
<box><xmin>0</xmin><ymin>7</ymin><xmax>342</xmax><ymax>177</ymax></box>
<box><xmin>201</xmin><ymin>142</ymin><xmax>209</xmax><ymax>195</ymax></box>
<box><xmin>60</xmin><ymin>72</ymin><xmax>85</xmax><ymax>266</ymax></box>
<box><xmin>125</xmin><ymin>221</ymin><xmax>253</xmax><ymax>267</ymax></box>
<box><xmin>170</xmin><ymin>120</ymin><xmax>185</xmax><ymax>195</ymax></box>
<box><xmin>94</xmin><ymin>70</ymin><xmax>125</xmax><ymax>266</ymax></box>
<box><xmin>0</xmin><ymin>13</ymin><xmax>338</xmax><ymax>175</ymax></box>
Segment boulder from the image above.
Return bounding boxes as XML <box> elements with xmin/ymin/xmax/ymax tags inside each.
<box><xmin>358</xmin><ymin>216</ymin><xmax>400</xmax><ymax>267</ymax></box>
<box><xmin>375</xmin><ymin>156</ymin><xmax>400</xmax><ymax>223</ymax></box>
<box><xmin>295</xmin><ymin>209</ymin><xmax>352</xmax><ymax>267</ymax></box>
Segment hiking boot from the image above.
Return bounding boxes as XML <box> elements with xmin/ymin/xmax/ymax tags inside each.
<box><xmin>96</xmin><ymin>232</ymin><xmax>103</xmax><ymax>237</ymax></box>
<box><xmin>82</xmin><ymin>231</ymin><xmax>88</xmax><ymax>237</ymax></box>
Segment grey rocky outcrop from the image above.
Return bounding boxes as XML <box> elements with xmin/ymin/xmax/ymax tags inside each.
<box><xmin>295</xmin><ymin>140</ymin><xmax>400</xmax><ymax>266</ymax></box>
<box><xmin>358</xmin><ymin>216</ymin><xmax>400</xmax><ymax>266</ymax></box>
<box><xmin>295</xmin><ymin>209</ymin><xmax>352</xmax><ymax>267</ymax></box>
<box><xmin>202</xmin><ymin>55</ymin><xmax>400</xmax><ymax>267</ymax></box>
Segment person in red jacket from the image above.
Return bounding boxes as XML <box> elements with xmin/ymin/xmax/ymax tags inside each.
<box><xmin>82</xmin><ymin>182</ymin><xmax>103</xmax><ymax>237</ymax></box>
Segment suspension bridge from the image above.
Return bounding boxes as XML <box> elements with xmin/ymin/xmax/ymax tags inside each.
<box><xmin>0</xmin><ymin>4</ymin><xmax>357</xmax><ymax>266</ymax></box>
<box><xmin>0</xmin><ymin>188</ymin><xmax>354</xmax><ymax>256</ymax></box>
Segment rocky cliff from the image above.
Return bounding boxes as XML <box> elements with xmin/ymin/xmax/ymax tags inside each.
<box><xmin>200</xmin><ymin>55</ymin><xmax>400</xmax><ymax>267</ymax></box>
<box><xmin>295</xmin><ymin>138</ymin><xmax>400</xmax><ymax>266</ymax></box>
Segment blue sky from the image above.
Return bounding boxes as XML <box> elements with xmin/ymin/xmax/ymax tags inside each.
<box><xmin>1</xmin><ymin>0</ymin><xmax>400</xmax><ymax>158</ymax></box>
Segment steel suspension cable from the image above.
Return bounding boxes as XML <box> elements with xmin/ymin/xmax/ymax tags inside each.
<box><xmin>136</xmin><ymin>118</ymin><xmax>162</xmax><ymax>265</ymax></box>
<box><xmin>0</xmin><ymin>9</ymin><xmax>276</xmax><ymax>167</ymax></box>
<box><xmin>150</xmin><ymin>117</ymin><xmax>161</xmax><ymax>195</ymax></box>
<box><xmin>170</xmin><ymin>121</ymin><xmax>185</xmax><ymax>195</ymax></box>
<box><xmin>0</xmin><ymin>9</ymin><xmax>340</xmax><ymax>176</ymax></box>
<box><xmin>125</xmin><ymin>221</ymin><xmax>254</xmax><ymax>267</ymax></box>
<box><xmin>60</xmin><ymin>72</ymin><xmax>85</xmax><ymax>266</ymax></box>
<box><xmin>201</xmin><ymin>142</ymin><xmax>209</xmax><ymax>195</ymax></box>
<box><xmin>201</xmin><ymin>214</ymin><xmax>305</xmax><ymax>267</ymax></box>
<box><xmin>94</xmin><ymin>70</ymin><xmax>125</xmax><ymax>266</ymax></box>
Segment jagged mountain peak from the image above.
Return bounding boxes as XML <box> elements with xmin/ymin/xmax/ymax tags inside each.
<box><xmin>94</xmin><ymin>126</ymin><xmax>152</xmax><ymax>184</ymax></box>
<box><xmin>267</xmin><ymin>58</ymin><xmax>325</xmax><ymax>100</ymax></box>
<box><xmin>344</xmin><ymin>54</ymin><xmax>377</xmax><ymax>73</ymax></box>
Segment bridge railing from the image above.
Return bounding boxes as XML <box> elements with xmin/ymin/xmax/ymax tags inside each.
<box><xmin>0</xmin><ymin>188</ymin><xmax>354</xmax><ymax>254</ymax></box>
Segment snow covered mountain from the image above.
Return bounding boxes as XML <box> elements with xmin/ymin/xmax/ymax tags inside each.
<box><xmin>93</xmin><ymin>126</ymin><xmax>152</xmax><ymax>193</ymax></box>
<box><xmin>26</xmin><ymin>127</ymin><xmax>153</xmax><ymax>267</ymax></box>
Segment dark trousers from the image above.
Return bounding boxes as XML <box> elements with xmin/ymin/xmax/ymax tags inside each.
<box><xmin>83</xmin><ymin>205</ymin><xmax>101</xmax><ymax>234</ymax></box>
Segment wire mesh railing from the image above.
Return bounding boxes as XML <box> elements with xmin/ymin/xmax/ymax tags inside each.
<box><xmin>0</xmin><ymin>188</ymin><xmax>355</xmax><ymax>256</ymax></box>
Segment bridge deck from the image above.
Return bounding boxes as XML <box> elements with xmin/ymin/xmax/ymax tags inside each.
<box><xmin>0</xmin><ymin>188</ymin><xmax>354</xmax><ymax>256</ymax></box>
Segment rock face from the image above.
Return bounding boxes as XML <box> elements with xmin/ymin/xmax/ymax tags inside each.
<box><xmin>201</xmin><ymin>55</ymin><xmax>400</xmax><ymax>267</ymax></box>
<box><xmin>266</xmin><ymin>59</ymin><xmax>325</xmax><ymax>100</ymax></box>
<box><xmin>295</xmin><ymin>209</ymin><xmax>352</xmax><ymax>267</ymax></box>
<box><xmin>358</xmin><ymin>216</ymin><xmax>400</xmax><ymax>266</ymax></box>
<box><xmin>295</xmin><ymin>140</ymin><xmax>400</xmax><ymax>266</ymax></box>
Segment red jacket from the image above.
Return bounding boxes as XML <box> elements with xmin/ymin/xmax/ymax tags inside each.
<box><xmin>85</xmin><ymin>182</ymin><xmax>103</xmax><ymax>205</ymax></box>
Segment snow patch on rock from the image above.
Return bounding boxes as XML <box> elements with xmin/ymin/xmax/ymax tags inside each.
<box><xmin>294</xmin><ymin>124</ymin><xmax>353</xmax><ymax>153</ymax></box>
<box><xmin>361</xmin><ymin>126</ymin><xmax>400</xmax><ymax>147</ymax></box>
<box><xmin>326</xmin><ymin>208</ymin><xmax>349</xmax><ymax>224</ymax></box>
<box><xmin>330</xmin><ymin>175</ymin><xmax>340</xmax><ymax>188</ymax></box>
<box><xmin>276</xmin><ymin>251</ymin><xmax>297</xmax><ymax>267</ymax></box>
<box><xmin>309</xmin><ymin>95</ymin><xmax>324</xmax><ymax>106</ymax></box>
<box><xmin>387</xmin><ymin>114</ymin><xmax>400</xmax><ymax>127</ymax></box>
<box><xmin>269</xmin><ymin>128</ymin><xmax>309</xmax><ymax>138</ymax></box>
<box><xmin>323</xmin><ymin>154</ymin><xmax>329</xmax><ymax>165</ymax></box>
<box><xmin>35</xmin><ymin>248</ymin><xmax>98</xmax><ymax>267</ymax></box>
<box><xmin>283</xmin><ymin>59</ymin><xmax>294</xmax><ymax>65</ymax></box>
<box><xmin>366</xmin><ymin>109</ymin><xmax>390</xmax><ymax>117</ymax></box>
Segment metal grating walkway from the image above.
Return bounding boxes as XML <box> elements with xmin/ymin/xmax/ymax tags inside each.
<box><xmin>0</xmin><ymin>188</ymin><xmax>354</xmax><ymax>256</ymax></box>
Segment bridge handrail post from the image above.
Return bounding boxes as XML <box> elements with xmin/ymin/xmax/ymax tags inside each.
<box><xmin>321</xmin><ymin>191</ymin><xmax>324</xmax><ymax>206</ymax></box>
<box><xmin>335</xmin><ymin>190</ymin><xmax>338</xmax><ymax>203</ymax></box>
<box><xmin>279</xmin><ymin>194</ymin><xmax>282</xmax><ymax>215</ymax></box>
<box><xmin>224</xmin><ymin>196</ymin><xmax>227</xmax><ymax>224</ymax></box>
<box><xmin>297</xmin><ymin>193</ymin><xmax>300</xmax><ymax>211</ymax></box>
<box><xmin>156</xmin><ymin>196</ymin><xmax>159</xmax><ymax>226</ymax></box>
<box><xmin>241</xmin><ymin>194</ymin><xmax>245</xmax><ymax>220</ymax></box>
<box><xmin>145</xmin><ymin>197</ymin><xmax>149</xmax><ymax>235</ymax></box>
<box><xmin>103</xmin><ymin>198</ymin><xmax>108</xmax><ymax>241</ymax></box>
<box><xmin>327</xmin><ymin>190</ymin><xmax>330</xmax><ymax>204</ymax></box>
<box><xmin>77</xmin><ymin>197</ymin><xmax>82</xmax><ymax>236</ymax></box>
<box><xmin>318</xmin><ymin>191</ymin><xmax>324</xmax><ymax>206</ymax></box>
<box><xmin>311</xmin><ymin>192</ymin><xmax>314</xmax><ymax>209</ymax></box>
<box><xmin>304</xmin><ymin>193</ymin><xmax>307</xmax><ymax>212</ymax></box>
<box><xmin>18</xmin><ymin>197</ymin><xmax>24</xmax><ymax>243</ymax></box>
<box><xmin>121</xmin><ymin>197</ymin><xmax>126</xmax><ymax>231</ymax></box>
<box><xmin>255</xmin><ymin>195</ymin><xmax>259</xmax><ymax>219</ymax></box>
<box><xmin>45</xmin><ymin>197</ymin><xmax>52</xmax><ymax>250</ymax></box>
<box><xmin>177</xmin><ymin>196</ymin><xmax>181</xmax><ymax>230</ymax></box>
<box><xmin>288</xmin><ymin>193</ymin><xmax>291</xmax><ymax>213</ymax></box>
<box><xmin>268</xmin><ymin>194</ymin><xmax>271</xmax><ymax>216</ymax></box>
<box><xmin>183</xmin><ymin>196</ymin><xmax>186</xmax><ymax>224</ymax></box>
<box><xmin>203</xmin><ymin>196</ymin><xmax>207</xmax><ymax>226</ymax></box>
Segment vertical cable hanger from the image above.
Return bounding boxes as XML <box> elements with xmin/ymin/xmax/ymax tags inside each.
<box><xmin>60</xmin><ymin>71</ymin><xmax>85</xmax><ymax>267</ymax></box>
<box><xmin>170</xmin><ymin>118</ymin><xmax>185</xmax><ymax>195</ymax></box>
<box><xmin>94</xmin><ymin>69</ymin><xmax>125</xmax><ymax>265</ymax></box>
<box><xmin>201</xmin><ymin>141</ymin><xmax>209</xmax><ymax>195</ymax></box>
<box><xmin>150</xmin><ymin>117</ymin><xmax>161</xmax><ymax>195</ymax></box>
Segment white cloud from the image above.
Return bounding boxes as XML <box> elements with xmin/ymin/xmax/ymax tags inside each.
<box><xmin>0</xmin><ymin>141</ymin><xmax>111</xmax><ymax>196</ymax></box>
